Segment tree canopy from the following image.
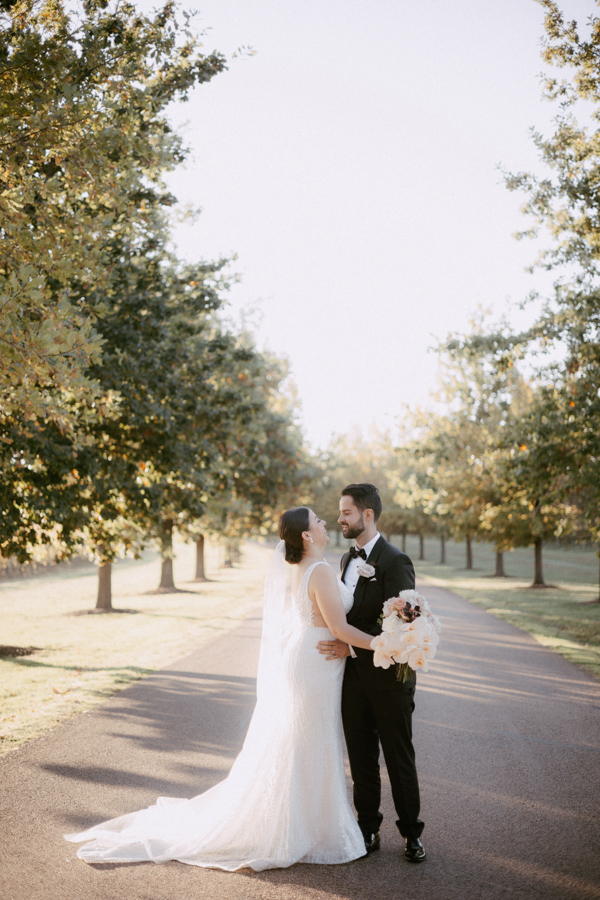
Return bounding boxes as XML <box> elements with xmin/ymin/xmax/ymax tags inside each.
<box><xmin>0</xmin><ymin>1</ymin><xmax>308</xmax><ymax>606</ymax></box>
<box><xmin>0</xmin><ymin>0</ymin><xmax>225</xmax><ymax>428</ymax></box>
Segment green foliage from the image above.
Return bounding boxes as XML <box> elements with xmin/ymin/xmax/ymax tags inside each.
<box><xmin>1</xmin><ymin>231</ymin><xmax>309</xmax><ymax>564</ymax></box>
<box><xmin>182</xmin><ymin>349</ymin><xmax>310</xmax><ymax>547</ymax></box>
<box><xmin>0</xmin><ymin>0</ymin><xmax>225</xmax><ymax>426</ymax></box>
<box><xmin>0</xmin><ymin>0</ymin><xmax>309</xmax><ymax>572</ymax></box>
<box><xmin>401</xmin><ymin>321</ymin><xmax>577</xmax><ymax>559</ymax></box>
<box><xmin>509</xmin><ymin>382</ymin><xmax>598</xmax><ymax>541</ymax></box>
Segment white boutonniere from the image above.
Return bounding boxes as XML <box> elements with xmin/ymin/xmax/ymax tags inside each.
<box><xmin>357</xmin><ymin>562</ymin><xmax>377</xmax><ymax>581</ymax></box>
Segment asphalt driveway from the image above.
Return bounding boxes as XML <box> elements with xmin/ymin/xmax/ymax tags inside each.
<box><xmin>1</xmin><ymin>581</ymin><xmax>599</xmax><ymax>900</ymax></box>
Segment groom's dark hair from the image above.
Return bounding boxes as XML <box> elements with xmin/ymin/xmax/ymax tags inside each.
<box><xmin>340</xmin><ymin>483</ymin><xmax>382</xmax><ymax>521</ymax></box>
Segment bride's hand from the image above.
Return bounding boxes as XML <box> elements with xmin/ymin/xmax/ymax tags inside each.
<box><xmin>317</xmin><ymin>639</ymin><xmax>351</xmax><ymax>660</ymax></box>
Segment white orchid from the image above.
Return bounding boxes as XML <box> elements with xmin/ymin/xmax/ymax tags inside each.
<box><xmin>371</xmin><ymin>634</ymin><xmax>395</xmax><ymax>669</ymax></box>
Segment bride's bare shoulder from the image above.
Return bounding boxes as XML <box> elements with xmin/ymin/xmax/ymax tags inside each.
<box><xmin>291</xmin><ymin>560</ymin><xmax>323</xmax><ymax>590</ymax></box>
<box><xmin>308</xmin><ymin>562</ymin><xmax>337</xmax><ymax>592</ymax></box>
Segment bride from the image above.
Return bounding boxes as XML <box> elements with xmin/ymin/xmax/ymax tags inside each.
<box><xmin>65</xmin><ymin>507</ymin><xmax>378</xmax><ymax>871</ymax></box>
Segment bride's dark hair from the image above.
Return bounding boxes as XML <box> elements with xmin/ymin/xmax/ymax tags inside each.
<box><xmin>278</xmin><ymin>507</ymin><xmax>310</xmax><ymax>564</ymax></box>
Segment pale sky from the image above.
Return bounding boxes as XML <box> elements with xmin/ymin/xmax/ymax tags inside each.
<box><xmin>157</xmin><ymin>0</ymin><xmax>596</xmax><ymax>447</ymax></box>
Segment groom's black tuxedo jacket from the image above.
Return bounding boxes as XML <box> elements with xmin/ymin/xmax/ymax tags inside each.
<box><xmin>342</xmin><ymin>536</ymin><xmax>416</xmax><ymax>691</ymax></box>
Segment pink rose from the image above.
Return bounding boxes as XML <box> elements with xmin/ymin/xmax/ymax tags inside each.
<box><xmin>357</xmin><ymin>562</ymin><xmax>376</xmax><ymax>580</ymax></box>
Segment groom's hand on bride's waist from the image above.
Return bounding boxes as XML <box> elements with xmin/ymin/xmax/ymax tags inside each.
<box><xmin>317</xmin><ymin>639</ymin><xmax>352</xmax><ymax>660</ymax></box>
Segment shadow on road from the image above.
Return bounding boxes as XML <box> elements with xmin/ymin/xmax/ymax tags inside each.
<box><xmin>40</xmin><ymin>663</ymin><xmax>260</xmax><ymax>834</ymax></box>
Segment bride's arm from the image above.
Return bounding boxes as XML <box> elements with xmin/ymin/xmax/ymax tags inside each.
<box><xmin>310</xmin><ymin>565</ymin><xmax>374</xmax><ymax>651</ymax></box>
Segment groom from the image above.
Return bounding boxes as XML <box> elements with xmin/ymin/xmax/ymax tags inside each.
<box><xmin>317</xmin><ymin>482</ymin><xmax>425</xmax><ymax>862</ymax></box>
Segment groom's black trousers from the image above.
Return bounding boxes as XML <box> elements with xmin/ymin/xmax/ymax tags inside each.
<box><xmin>341</xmin><ymin>661</ymin><xmax>424</xmax><ymax>840</ymax></box>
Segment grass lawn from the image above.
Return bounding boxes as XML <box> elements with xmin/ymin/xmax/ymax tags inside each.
<box><xmin>0</xmin><ymin>539</ymin><xmax>270</xmax><ymax>755</ymax></box>
<box><xmin>396</xmin><ymin>534</ymin><xmax>600</xmax><ymax>681</ymax></box>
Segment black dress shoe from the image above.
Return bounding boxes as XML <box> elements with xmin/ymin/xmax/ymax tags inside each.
<box><xmin>362</xmin><ymin>831</ymin><xmax>380</xmax><ymax>854</ymax></box>
<box><xmin>404</xmin><ymin>837</ymin><xmax>426</xmax><ymax>862</ymax></box>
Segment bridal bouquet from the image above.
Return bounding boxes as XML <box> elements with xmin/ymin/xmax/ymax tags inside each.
<box><xmin>370</xmin><ymin>590</ymin><xmax>441</xmax><ymax>681</ymax></box>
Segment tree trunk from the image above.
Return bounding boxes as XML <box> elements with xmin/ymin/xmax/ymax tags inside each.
<box><xmin>158</xmin><ymin>519</ymin><xmax>176</xmax><ymax>591</ymax></box>
<box><xmin>440</xmin><ymin>534</ymin><xmax>446</xmax><ymax>565</ymax></box>
<box><xmin>493</xmin><ymin>548</ymin><xmax>506</xmax><ymax>577</ymax></box>
<box><xmin>465</xmin><ymin>536</ymin><xmax>473</xmax><ymax>570</ymax></box>
<box><xmin>532</xmin><ymin>537</ymin><xmax>546</xmax><ymax>586</ymax></box>
<box><xmin>159</xmin><ymin>556</ymin><xmax>175</xmax><ymax>590</ymax></box>
<box><xmin>96</xmin><ymin>562</ymin><xmax>113</xmax><ymax>611</ymax></box>
<box><xmin>418</xmin><ymin>533</ymin><xmax>424</xmax><ymax>560</ymax></box>
<box><xmin>194</xmin><ymin>535</ymin><xmax>208</xmax><ymax>581</ymax></box>
<box><xmin>223</xmin><ymin>540</ymin><xmax>234</xmax><ymax>568</ymax></box>
<box><xmin>335</xmin><ymin>530</ymin><xmax>341</xmax><ymax>547</ymax></box>
<box><xmin>402</xmin><ymin>526</ymin><xmax>407</xmax><ymax>553</ymax></box>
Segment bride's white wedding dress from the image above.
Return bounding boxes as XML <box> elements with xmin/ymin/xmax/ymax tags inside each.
<box><xmin>65</xmin><ymin>560</ymin><xmax>366</xmax><ymax>871</ymax></box>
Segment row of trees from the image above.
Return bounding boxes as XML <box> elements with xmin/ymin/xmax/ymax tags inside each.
<box><xmin>314</xmin><ymin>2</ymin><xmax>600</xmax><ymax>598</ymax></box>
<box><xmin>3</xmin><ymin>1</ymin><xmax>599</xmax><ymax>607</ymax></box>
<box><xmin>314</xmin><ymin>335</ymin><xmax>595</xmax><ymax>592</ymax></box>
<box><xmin>0</xmin><ymin>1</ymin><xmax>306</xmax><ymax>609</ymax></box>
<box><xmin>444</xmin><ymin>2</ymin><xmax>600</xmax><ymax>591</ymax></box>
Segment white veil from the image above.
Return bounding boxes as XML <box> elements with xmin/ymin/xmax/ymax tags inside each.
<box><xmin>255</xmin><ymin>540</ymin><xmax>291</xmax><ymax>706</ymax></box>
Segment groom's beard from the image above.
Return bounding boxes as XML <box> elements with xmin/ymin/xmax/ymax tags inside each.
<box><xmin>341</xmin><ymin>515</ymin><xmax>365</xmax><ymax>541</ymax></box>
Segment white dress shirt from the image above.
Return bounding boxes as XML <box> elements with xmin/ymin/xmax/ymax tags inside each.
<box><xmin>342</xmin><ymin>532</ymin><xmax>381</xmax><ymax>595</ymax></box>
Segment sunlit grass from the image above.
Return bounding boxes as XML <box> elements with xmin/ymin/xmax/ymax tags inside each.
<box><xmin>397</xmin><ymin>536</ymin><xmax>600</xmax><ymax>681</ymax></box>
<box><xmin>0</xmin><ymin>539</ymin><xmax>270</xmax><ymax>754</ymax></box>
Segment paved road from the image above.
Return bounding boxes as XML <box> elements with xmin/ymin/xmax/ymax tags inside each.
<box><xmin>1</xmin><ymin>581</ymin><xmax>599</xmax><ymax>900</ymax></box>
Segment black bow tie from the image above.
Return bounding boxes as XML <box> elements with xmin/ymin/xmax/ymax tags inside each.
<box><xmin>349</xmin><ymin>547</ymin><xmax>367</xmax><ymax>560</ymax></box>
